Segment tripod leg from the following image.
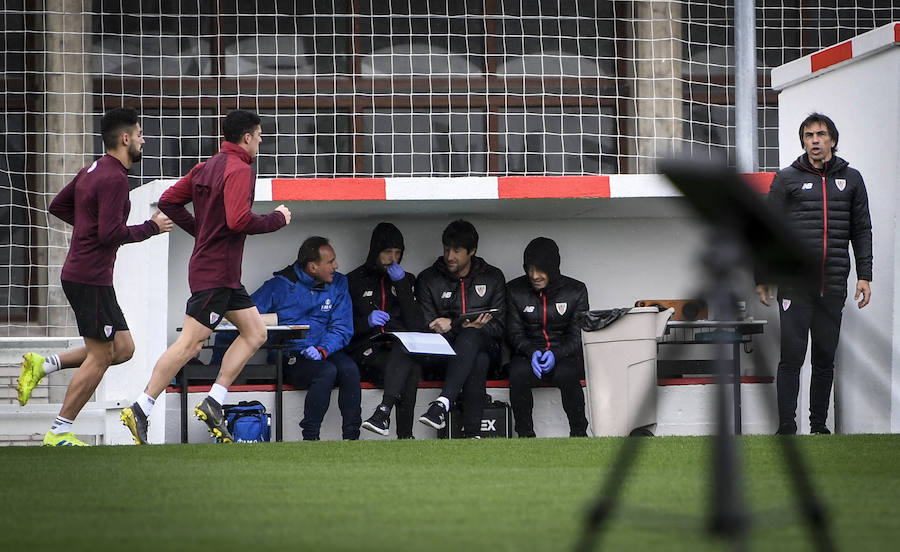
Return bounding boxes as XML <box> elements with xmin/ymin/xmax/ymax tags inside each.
<box><xmin>777</xmin><ymin>435</ymin><xmax>836</xmax><ymax>552</ymax></box>
<box><xmin>572</xmin><ymin>436</ymin><xmax>644</xmax><ymax>552</ymax></box>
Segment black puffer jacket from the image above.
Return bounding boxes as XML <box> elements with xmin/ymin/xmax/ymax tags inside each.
<box><xmin>506</xmin><ymin>275</ymin><xmax>589</xmax><ymax>359</ymax></box>
<box><xmin>415</xmin><ymin>255</ymin><xmax>506</xmax><ymax>342</ymax></box>
<box><xmin>346</xmin><ymin>223</ymin><xmax>426</xmax><ymax>355</ymax></box>
<box><xmin>759</xmin><ymin>154</ymin><xmax>872</xmax><ymax>297</ymax></box>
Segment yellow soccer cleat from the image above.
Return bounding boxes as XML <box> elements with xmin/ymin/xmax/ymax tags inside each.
<box><xmin>17</xmin><ymin>353</ymin><xmax>47</xmax><ymax>406</ymax></box>
<box><xmin>120</xmin><ymin>403</ymin><xmax>149</xmax><ymax>445</ymax></box>
<box><xmin>194</xmin><ymin>396</ymin><xmax>234</xmax><ymax>443</ymax></box>
<box><xmin>43</xmin><ymin>431</ymin><xmax>89</xmax><ymax>447</ymax></box>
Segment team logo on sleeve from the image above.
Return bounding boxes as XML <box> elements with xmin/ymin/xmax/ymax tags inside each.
<box><xmin>523</xmin><ymin>305</ymin><xmax>535</xmax><ymax>313</ymax></box>
<box><xmin>210</xmin><ymin>311</ymin><xmax>221</xmax><ymax>325</ymax></box>
<box><xmin>104</xmin><ymin>325</ymin><xmax>113</xmax><ymax>338</ymax></box>
<box><xmin>781</xmin><ymin>299</ymin><xmax>791</xmax><ymax>312</ymax></box>
<box><xmin>836</xmin><ymin>179</ymin><xmax>846</xmax><ymax>191</ymax></box>
<box><xmin>363</xmin><ymin>290</ymin><xmax>373</xmax><ymax>297</ymax></box>
<box><xmin>556</xmin><ymin>302</ymin><xmax>568</xmax><ymax>315</ymax></box>
<box><xmin>475</xmin><ymin>285</ymin><xmax>486</xmax><ymax>297</ymax></box>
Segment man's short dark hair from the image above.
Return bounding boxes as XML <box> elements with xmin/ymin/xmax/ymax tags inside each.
<box><xmin>100</xmin><ymin>108</ymin><xmax>139</xmax><ymax>150</ymax></box>
<box><xmin>799</xmin><ymin>112</ymin><xmax>839</xmax><ymax>153</ymax></box>
<box><xmin>442</xmin><ymin>219</ymin><xmax>478</xmax><ymax>252</ymax></box>
<box><xmin>223</xmin><ymin>110</ymin><xmax>261</xmax><ymax>144</ymax></box>
<box><xmin>297</xmin><ymin>236</ymin><xmax>330</xmax><ymax>267</ymax></box>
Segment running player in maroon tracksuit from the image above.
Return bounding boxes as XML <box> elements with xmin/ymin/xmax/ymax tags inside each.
<box><xmin>121</xmin><ymin>109</ymin><xmax>292</xmax><ymax>444</ymax></box>
<box><xmin>16</xmin><ymin>108</ymin><xmax>174</xmax><ymax>446</ymax></box>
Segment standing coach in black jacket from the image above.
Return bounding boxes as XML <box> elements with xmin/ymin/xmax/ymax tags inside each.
<box><xmin>506</xmin><ymin>237</ymin><xmax>590</xmax><ymax>437</ymax></box>
<box><xmin>756</xmin><ymin>112</ymin><xmax>873</xmax><ymax>435</ymax></box>
<box><xmin>347</xmin><ymin>222</ymin><xmax>427</xmax><ymax>439</ymax></box>
<box><xmin>416</xmin><ymin>219</ymin><xmax>506</xmax><ymax>437</ymax></box>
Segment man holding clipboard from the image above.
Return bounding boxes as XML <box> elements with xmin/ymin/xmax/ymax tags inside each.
<box><xmin>415</xmin><ymin>220</ymin><xmax>506</xmax><ymax>438</ymax></box>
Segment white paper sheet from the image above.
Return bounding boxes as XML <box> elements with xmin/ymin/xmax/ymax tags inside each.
<box><xmin>388</xmin><ymin>332</ymin><xmax>456</xmax><ymax>355</ymax></box>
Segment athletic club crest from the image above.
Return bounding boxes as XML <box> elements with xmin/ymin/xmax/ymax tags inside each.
<box><xmin>104</xmin><ymin>325</ymin><xmax>113</xmax><ymax>338</ymax></box>
<box><xmin>835</xmin><ymin>179</ymin><xmax>846</xmax><ymax>191</ymax></box>
<box><xmin>475</xmin><ymin>285</ymin><xmax>486</xmax><ymax>297</ymax></box>
<box><xmin>782</xmin><ymin>299</ymin><xmax>791</xmax><ymax>311</ymax></box>
<box><xmin>210</xmin><ymin>311</ymin><xmax>221</xmax><ymax>325</ymax></box>
<box><xmin>556</xmin><ymin>302</ymin><xmax>568</xmax><ymax>315</ymax></box>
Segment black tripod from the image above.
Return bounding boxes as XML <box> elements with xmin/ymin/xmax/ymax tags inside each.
<box><xmin>573</xmin><ymin>160</ymin><xmax>836</xmax><ymax>552</ymax></box>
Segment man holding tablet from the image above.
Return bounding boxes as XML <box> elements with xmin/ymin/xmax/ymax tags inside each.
<box><xmin>415</xmin><ymin>219</ymin><xmax>506</xmax><ymax>438</ymax></box>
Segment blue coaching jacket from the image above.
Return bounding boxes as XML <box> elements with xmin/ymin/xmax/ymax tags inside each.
<box><xmin>252</xmin><ymin>262</ymin><xmax>354</xmax><ymax>357</ymax></box>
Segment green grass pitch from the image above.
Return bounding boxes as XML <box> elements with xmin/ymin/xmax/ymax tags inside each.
<box><xmin>1</xmin><ymin>434</ymin><xmax>898</xmax><ymax>551</ymax></box>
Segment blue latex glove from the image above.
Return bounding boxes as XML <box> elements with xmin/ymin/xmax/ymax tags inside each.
<box><xmin>386</xmin><ymin>262</ymin><xmax>405</xmax><ymax>282</ymax></box>
<box><xmin>539</xmin><ymin>350</ymin><xmax>556</xmax><ymax>373</ymax></box>
<box><xmin>301</xmin><ymin>346</ymin><xmax>322</xmax><ymax>361</ymax></box>
<box><xmin>368</xmin><ymin>309</ymin><xmax>390</xmax><ymax>328</ymax></box>
<box><xmin>531</xmin><ymin>350</ymin><xmax>543</xmax><ymax>379</ymax></box>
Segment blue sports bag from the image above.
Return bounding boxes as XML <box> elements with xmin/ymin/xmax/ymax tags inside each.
<box><xmin>224</xmin><ymin>400</ymin><xmax>271</xmax><ymax>442</ymax></box>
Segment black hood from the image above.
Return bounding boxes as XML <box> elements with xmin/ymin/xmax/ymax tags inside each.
<box><xmin>365</xmin><ymin>222</ymin><xmax>405</xmax><ymax>272</ymax></box>
<box><xmin>523</xmin><ymin>237</ymin><xmax>561</xmax><ymax>284</ymax></box>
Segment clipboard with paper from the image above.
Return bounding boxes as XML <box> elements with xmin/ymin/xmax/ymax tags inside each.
<box><xmin>388</xmin><ymin>332</ymin><xmax>456</xmax><ymax>355</ymax></box>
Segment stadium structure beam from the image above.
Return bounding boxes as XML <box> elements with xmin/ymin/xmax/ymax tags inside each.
<box><xmin>735</xmin><ymin>0</ymin><xmax>759</xmax><ymax>173</ymax></box>
<box><xmin>35</xmin><ymin>0</ymin><xmax>91</xmax><ymax>340</ymax></box>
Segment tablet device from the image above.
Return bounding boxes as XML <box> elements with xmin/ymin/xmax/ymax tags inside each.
<box><xmin>454</xmin><ymin>308</ymin><xmax>500</xmax><ymax>324</ymax></box>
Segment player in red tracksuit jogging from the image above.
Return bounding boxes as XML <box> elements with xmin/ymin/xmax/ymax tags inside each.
<box><xmin>121</xmin><ymin>110</ymin><xmax>292</xmax><ymax>445</ymax></box>
<box><xmin>16</xmin><ymin>108</ymin><xmax>174</xmax><ymax>446</ymax></box>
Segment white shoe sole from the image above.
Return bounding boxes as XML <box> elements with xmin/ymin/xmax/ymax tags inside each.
<box><xmin>418</xmin><ymin>415</ymin><xmax>445</xmax><ymax>430</ymax></box>
<box><xmin>361</xmin><ymin>421</ymin><xmax>390</xmax><ymax>436</ymax></box>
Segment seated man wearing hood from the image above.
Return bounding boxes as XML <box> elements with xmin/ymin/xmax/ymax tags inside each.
<box><xmin>252</xmin><ymin>236</ymin><xmax>361</xmax><ymax>441</ymax></box>
<box><xmin>347</xmin><ymin>222</ymin><xmax>427</xmax><ymax>438</ymax></box>
<box><xmin>506</xmin><ymin>237</ymin><xmax>590</xmax><ymax>437</ymax></box>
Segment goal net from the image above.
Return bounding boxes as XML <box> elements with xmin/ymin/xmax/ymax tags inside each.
<box><xmin>2</xmin><ymin>0</ymin><xmax>898</xmax><ymax>335</ymax></box>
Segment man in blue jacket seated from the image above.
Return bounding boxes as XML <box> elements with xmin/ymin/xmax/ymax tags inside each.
<box><xmin>506</xmin><ymin>237</ymin><xmax>590</xmax><ymax>437</ymax></box>
<box><xmin>251</xmin><ymin>236</ymin><xmax>360</xmax><ymax>440</ymax></box>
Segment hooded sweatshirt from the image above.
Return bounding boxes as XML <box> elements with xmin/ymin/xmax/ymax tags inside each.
<box><xmin>505</xmin><ymin>237</ymin><xmax>590</xmax><ymax>358</ymax></box>
<box><xmin>346</xmin><ymin>222</ymin><xmax>426</xmax><ymax>355</ymax></box>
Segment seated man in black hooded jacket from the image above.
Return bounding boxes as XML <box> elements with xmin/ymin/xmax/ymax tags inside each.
<box><xmin>346</xmin><ymin>222</ymin><xmax>427</xmax><ymax>438</ymax></box>
<box><xmin>506</xmin><ymin>237</ymin><xmax>590</xmax><ymax>437</ymax></box>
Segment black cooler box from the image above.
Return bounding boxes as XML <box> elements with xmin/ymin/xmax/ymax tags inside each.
<box><xmin>438</xmin><ymin>400</ymin><xmax>512</xmax><ymax>439</ymax></box>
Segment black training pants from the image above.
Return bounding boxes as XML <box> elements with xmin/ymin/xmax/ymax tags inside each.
<box><xmin>355</xmin><ymin>345</ymin><xmax>422</xmax><ymax>439</ymax></box>
<box><xmin>441</xmin><ymin>327</ymin><xmax>495</xmax><ymax>434</ymax></box>
<box><xmin>509</xmin><ymin>354</ymin><xmax>588</xmax><ymax>437</ymax></box>
<box><xmin>776</xmin><ymin>289</ymin><xmax>844</xmax><ymax>430</ymax></box>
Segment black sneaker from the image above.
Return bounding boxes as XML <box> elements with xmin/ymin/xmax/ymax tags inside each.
<box><xmin>194</xmin><ymin>396</ymin><xmax>234</xmax><ymax>443</ymax></box>
<box><xmin>810</xmin><ymin>425</ymin><xmax>831</xmax><ymax>435</ymax></box>
<box><xmin>361</xmin><ymin>405</ymin><xmax>391</xmax><ymax>436</ymax></box>
<box><xmin>397</xmin><ymin>435</ymin><xmax>415</xmax><ymax>440</ymax></box>
<box><xmin>418</xmin><ymin>401</ymin><xmax>446</xmax><ymax>430</ymax></box>
<box><xmin>775</xmin><ymin>422</ymin><xmax>797</xmax><ymax>435</ymax></box>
